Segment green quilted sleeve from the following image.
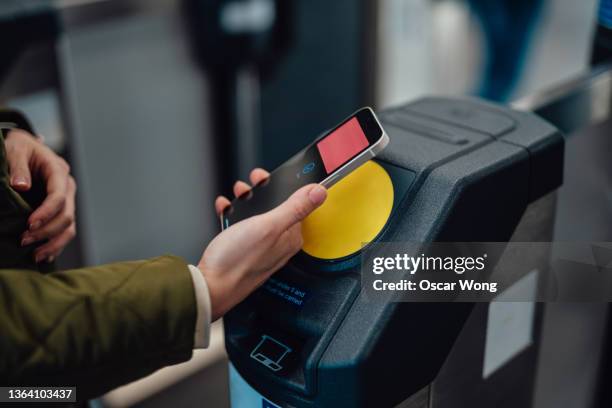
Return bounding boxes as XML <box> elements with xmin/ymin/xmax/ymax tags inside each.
<box><xmin>0</xmin><ymin>255</ymin><xmax>198</xmax><ymax>399</ymax></box>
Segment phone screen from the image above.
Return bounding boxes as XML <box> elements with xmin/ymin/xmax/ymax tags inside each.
<box><xmin>317</xmin><ymin>117</ymin><xmax>369</xmax><ymax>174</ymax></box>
<box><xmin>222</xmin><ymin>108</ymin><xmax>383</xmax><ymax>228</ymax></box>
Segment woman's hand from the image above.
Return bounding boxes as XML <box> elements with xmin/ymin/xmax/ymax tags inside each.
<box><xmin>198</xmin><ymin>168</ymin><xmax>327</xmax><ymax>320</ymax></box>
<box><xmin>4</xmin><ymin>129</ymin><xmax>77</xmax><ymax>263</ymax></box>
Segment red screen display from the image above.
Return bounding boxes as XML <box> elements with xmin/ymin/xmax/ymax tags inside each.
<box><xmin>316</xmin><ymin>117</ymin><xmax>369</xmax><ymax>174</ymax></box>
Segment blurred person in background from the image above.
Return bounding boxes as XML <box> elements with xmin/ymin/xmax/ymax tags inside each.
<box><xmin>468</xmin><ymin>0</ymin><xmax>544</xmax><ymax>101</ymax></box>
<box><xmin>592</xmin><ymin>0</ymin><xmax>612</xmax><ymax>65</ymax></box>
<box><xmin>0</xmin><ymin>112</ymin><xmax>327</xmax><ymax>400</ymax></box>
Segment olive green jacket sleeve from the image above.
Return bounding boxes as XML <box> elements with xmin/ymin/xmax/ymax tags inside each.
<box><xmin>0</xmin><ymin>114</ymin><xmax>198</xmax><ymax>399</ymax></box>
<box><xmin>0</xmin><ymin>257</ymin><xmax>198</xmax><ymax>398</ymax></box>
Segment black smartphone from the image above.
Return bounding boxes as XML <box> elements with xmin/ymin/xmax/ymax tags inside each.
<box><xmin>221</xmin><ymin>107</ymin><xmax>389</xmax><ymax>229</ymax></box>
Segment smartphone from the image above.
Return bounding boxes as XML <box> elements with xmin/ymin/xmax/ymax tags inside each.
<box><xmin>221</xmin><ymin>107</ymin><xmax>389</xmax><ymax>229</ymax></box>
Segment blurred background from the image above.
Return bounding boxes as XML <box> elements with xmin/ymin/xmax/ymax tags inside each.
<box><xmin>0</xmin><ymin>0</ymin><xmax>605</xmax><ymax>406</ymax></box>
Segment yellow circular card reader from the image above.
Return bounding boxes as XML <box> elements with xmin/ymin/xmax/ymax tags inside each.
<box><xmin>301</xmin><ymin>160</ymin><xmax>394</xmax><ymax>260</ymax></box>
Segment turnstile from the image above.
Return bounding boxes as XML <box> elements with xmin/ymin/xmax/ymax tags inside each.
<box><xmin>225</xmin><ymin>96</ymin><xmax>564</xmax><ymax>407</ymax></box>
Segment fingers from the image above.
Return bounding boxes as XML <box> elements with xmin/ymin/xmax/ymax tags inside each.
<box><xmin>5</xmin><ymin>136</ymin><xmax>32</xmax><ymax>192</ymax></box>
<box><xmin>249</xmin><ymin>168</ymin><xmax>270</xmax><ymax>186</ymax></box>
<box><xmin>215</xmin><ymin>168</ymin><xmax>272</xmax><ymax>217</ymax></box>
<box><xmin>4</xmin><ymin>131</ymin><xmax>77</xmax><ymax>262</ymax></box>
<box><xmin>28</xmin><ymin>160</ymin><xmax>69</xmax><ymax>230</ymax></box>
<box><xmin>264</xmin><ymin>184</ymin><xmax>327</xmax><ymax>231</ymax></box>
<box><xmin>232</xmin><ymin>168</ymin><xmax>270</xmax><ymax>198</ymax></box>
<box><xmin>215</xmin><ymin>196</ymin><xmax>231</xmax><ymax>216</ymax></box>
<box><xmin>22</xmin><ymin>177</ymin><xmax>76</xmax><ymax>246</ymax></box>
<box><xmin>33</xmin><ymin>223</ymin><xmax>76</xmax><ymax>263</ymax></box>
<box><xmin>233</xmin><ymin>180</ymin><xmax>251</xmax><ymax>198</ymax></box>
<box><xmin>31</xmin><ymin>175</ymin><xmax>77</xmax><ymax>262</ymax></box>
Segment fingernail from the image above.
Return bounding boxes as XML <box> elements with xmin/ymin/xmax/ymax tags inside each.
<box><xmin>21</xmin><ymin>237</ymin><xmax>34</xmax><ymax>246</ymax></box>
<box><xmin>29</xmin><ymin>221</ymin><xmax>41</xmax><ymax>230</ymax></box>
<box><xmin>47</xmin><ymin>255</ymin><xmax>55</xmax><ymax>263</ymax></box>
<box><xmin>12</xmin><ymin>176</ymin><xmax>28</xmax><ymax>187</ymax></box>
<box><xmin>34</xmin><ymin>254</ymin><xmax>44</xmax><ymax>263</ymax></box>
<box><xmin>308</xmin><ymin>185</ymin><xmax>327</xmax><ymax>206</ymax></box>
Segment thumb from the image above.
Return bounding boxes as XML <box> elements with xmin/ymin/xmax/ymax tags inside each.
<box><xmin>265</xmin><ymin>184</ymin><xmax>327</xmax><ymax>230</ymax></box>
<box><xmin>7</xmin><ymin>147</ymin><xmax>32</xmax><ymax>191</ymax></box>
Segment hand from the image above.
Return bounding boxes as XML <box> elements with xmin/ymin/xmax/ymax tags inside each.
<box><xmin>4</xmin><ymin>129</ymin><xmax>77</xmax><ymax>263</ymax></box>
<box><xmin>198</xmin><ymin>168</ymin><xmax>327</xmax><ymax>320</ymax></box>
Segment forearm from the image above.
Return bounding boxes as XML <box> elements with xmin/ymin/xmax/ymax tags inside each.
<box><xmin>0</xmin><ymin>255</ymin><xmax>198</xmax><ymax>399</ymax></box>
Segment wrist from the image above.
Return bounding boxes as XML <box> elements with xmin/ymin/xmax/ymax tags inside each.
<box><xmin>197</xmin><ymin>263</ymin><xmax>231</xmax><ymax>321</ymax></box>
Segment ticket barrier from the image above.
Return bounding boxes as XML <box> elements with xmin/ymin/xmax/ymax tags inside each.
<box><xmin>225</xmin><ymin>96</ymin><xmax>564</xmax><ymax>407</ymax></box>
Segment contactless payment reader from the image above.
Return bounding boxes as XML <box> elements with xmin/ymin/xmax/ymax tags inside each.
<box><xmin>225</xmin><ymin>97</ymin><xmax>564</xmax><ymax>407</ymax></box>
